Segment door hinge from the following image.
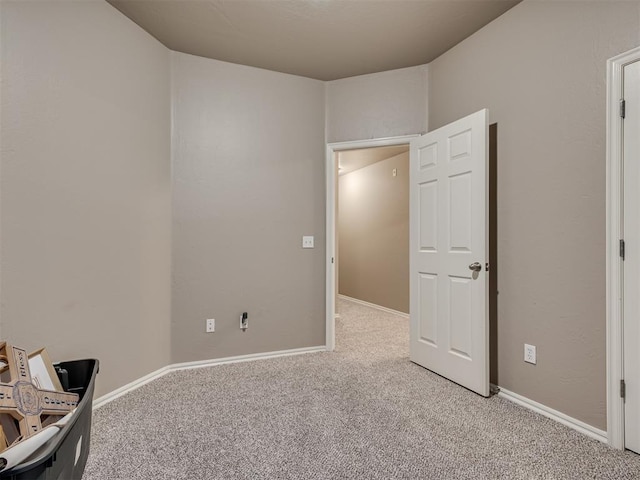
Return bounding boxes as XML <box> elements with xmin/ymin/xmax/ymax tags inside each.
<box><xmin>621</xmin><ymin>99</ymin><xmax>626</xmax><ymax>119</ymax></box>
<box><xmin>621</xmin><ymin>379</ymin><xmax>626</xmax><ymax>399</ymax></box>
<box><xmin>331</xmin><ymin>257</ymin><xmax>334</xmax><ymax>264</ymax></box>
<box><xmin>485</xmin><ymin>262</ymin><xmax>490</xmax><ymax>272</ymax></box>
<box><xmin>620</xmin><ymin>239</ymin><xmax>626</xmax><ymax>260</ymax></box>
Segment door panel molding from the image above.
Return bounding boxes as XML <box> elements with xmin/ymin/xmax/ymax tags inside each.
<box><xmin>409</xmin><ymin>109</ymin><xmax>489</xmax><ymax>397</ymax></box>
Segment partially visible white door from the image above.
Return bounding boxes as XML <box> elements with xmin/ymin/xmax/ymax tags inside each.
<box><xmin>409</xmin><ymin>109</ymin><xmax>489</xmax><ymax>397</ymax></box>
<box><xmin>623</xmin><ymin>59</ymin><xmax>640</xmax><ymax>454</ymax></box>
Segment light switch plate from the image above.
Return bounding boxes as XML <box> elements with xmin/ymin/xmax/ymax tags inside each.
<box><xmin>302</xmin><ymin>236</ymin><xmax>314</xmax><ymax>248</ymax></box>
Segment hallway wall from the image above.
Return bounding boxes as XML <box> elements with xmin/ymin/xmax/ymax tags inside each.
<box><xmin>338</xmin><ymin>152</ymin><xmax>409</xmax><ymax>313</ymax></box>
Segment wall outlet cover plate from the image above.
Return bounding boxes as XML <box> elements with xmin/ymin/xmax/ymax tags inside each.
<box><xmin>524</xmin><ymin>343</ymin><xmax>536</xmax><ymax>364</ymax></box>
<box><xmin>206</xmin><ymin>318</ymin><xmax>215</xmax><ymax>333</ymax></box>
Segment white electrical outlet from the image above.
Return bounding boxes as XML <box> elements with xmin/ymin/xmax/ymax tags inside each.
<box><xmin>524</xmin><ymin>344</ymin><xmax>536</xmax><ymax>364</ymax></box>
<box><xmin>302</xmin><ymin>236</ymin><xmax>314</xmax><ymax>248</ymax></box>
<box><xmin>206</xmin><ymin>318</ymin><xmax>215</xmax><ymax>333</ymax></box>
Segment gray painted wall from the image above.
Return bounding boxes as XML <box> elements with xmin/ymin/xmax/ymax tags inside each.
<box><xmin>326</xmin><ymin>66</ymin><xmax>428</xmax><ymax>143</ymax></box>
<box><xmin>429</xmin><ymin>0</ymin><xmax>640</xmax><ymax>430</ymax></box>
<box><xmin>171</xmin><ymin>52</ymin><xmax>326</xmax><ymax>362</ymax></box>
<box><xmin>3</xmin><ymin>0</ymin><xmax>637</xmax><ymax>433</ymax></box>
<box><xmin>0</xmin><ymin>1</ymin><xmax>172</xmax><ymax>397</ymax></box>
<box><xmin>338</xmin><ymin>152</ymin><xmax>409</xmax><ymax>313</ymax></box>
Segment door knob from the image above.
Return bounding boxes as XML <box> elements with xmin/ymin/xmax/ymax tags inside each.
<box><xmin>468</xmin><ymin>262</ymin><xmax>482</xmax><ymax>272</ymax></box>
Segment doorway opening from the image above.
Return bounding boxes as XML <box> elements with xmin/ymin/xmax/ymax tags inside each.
<box><xmin>325</xmin><ymin>136</ymin><xmax>418</xmax><ymax>351</ymax></box>
<box><xmin>336</xmin><ymin>144</ymin><xmax>410</xmax><ymax>319</ymax></box>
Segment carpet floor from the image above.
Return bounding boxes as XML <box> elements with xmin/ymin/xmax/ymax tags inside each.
<box><xmin>83</xmin><ymin>299</ymin><xmax>640</xmax><ymax>479</ymax></box>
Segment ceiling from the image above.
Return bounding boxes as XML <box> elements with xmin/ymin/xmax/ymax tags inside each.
<box><xmin>107</xmin><ymin>0</ymin><xmax>521</xmax><ymax>81</ymax></box>
<box><xmin>338</xmin><ymin>145</ymin><xmax>409</xmax><ymax>176</ymax></box>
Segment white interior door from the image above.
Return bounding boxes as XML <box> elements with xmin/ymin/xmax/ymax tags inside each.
<box><xmin>623</xmin><ymin>59</ymin><xmax>640</xmax><ymax>454</ymax></box>
<box><xmin>409</xmin><ymin>109</ymin><xmax>489</xmax><ymax>397</ymax></box>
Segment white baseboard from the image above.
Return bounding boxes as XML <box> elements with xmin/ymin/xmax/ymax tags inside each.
<box><xmin>92</xmin><ymin>365</ymin><xmax>171</xmax><ymax>410</ymax></box>
<box><xmin>497</xmin><ymin>387</ymin><xmax>608</xmax><ymax>444</ymax></box>
<box><xmin>93</xmin><ymin>345</ymin><xmax>326</xmax><ymax>410</ymax></box>
<box><xmin>338</xmin><ymin>294</ymin><xmax>409</xmax><ymax>318</ymax></box>
<box><xmin>169</xmin><ymin>346</ymin><xmax>327</xmax><ymax>371</ymax></box>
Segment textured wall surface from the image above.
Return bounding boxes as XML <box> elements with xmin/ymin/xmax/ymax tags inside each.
<box><xmin>0</xmin><ymin>1</ymin><xmax>172</xmax><ymax>397</ymax></box>
<box><xmin>326</xmin><ymin>66</ymin><xmax>428</xmax><ymax>143</ymax></box>
<box><xmin>338</xmin><ymin>152</ymin><xmax>409</xmax><ymax>313</ymax></box>
<box><xmin>171</xmin><ymin>52</ymin><xmax>326</xmax><ymax>362</ymax></box>
<box><xmin>4</xmin><ymin>0</ymin><xmax>638</xmax><ymax>430</ymax></box>
<box><xmin>429</xmin><ymin>0</ymin><xmax>640</xmax><ymax>430</ymax></box>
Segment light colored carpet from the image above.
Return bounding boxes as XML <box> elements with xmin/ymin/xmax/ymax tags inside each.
<box><xmin>83</xmin><ymin>299</ymin><xmax>640</xmax><ymax>479</ymax></box>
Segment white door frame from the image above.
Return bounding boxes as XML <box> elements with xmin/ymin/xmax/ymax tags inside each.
<box><xmin>606</xmin><ymin>45</ymin><xmax>640</xmax><ymax>450</ymax></box>
<box><xmin>325</xmin><ymin>134</ymin><xmax>419</xmax><ymax>351</ymax></box>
